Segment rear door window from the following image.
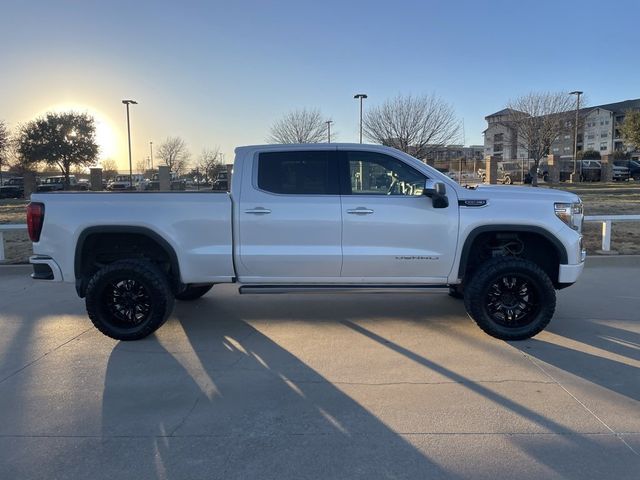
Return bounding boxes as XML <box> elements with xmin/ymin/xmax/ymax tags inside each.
<box><xmin>257</xmin><ymin>151</ymin><xmax>339</xmax><ymax>195</ymax></box>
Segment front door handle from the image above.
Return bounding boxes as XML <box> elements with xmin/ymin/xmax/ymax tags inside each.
<box><xmin>245</xmin><ymin>207</ymin><xmax>271</xmax><ymax>215</ymax></box>
<box><xmin>347</xmin><ymin>207</ymin><xmax>374</xmax><ymax>215</ymax></box>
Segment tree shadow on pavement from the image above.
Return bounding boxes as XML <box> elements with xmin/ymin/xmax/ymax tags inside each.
<box><xmin>100</xmin><ymin>298</ymin><xmax>461</xmax><ymax>479</ymax></box>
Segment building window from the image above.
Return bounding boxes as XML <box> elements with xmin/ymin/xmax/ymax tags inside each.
<box><xmin>600</xmin><ymin>142</ymin><xmax>607</xmax><ymax>151</ymax></box>
<box><xmin>587</xmin><ymin>143</ymin><xmax>594</xmax><ymax>149</ymax></box>
<box><xmin>601</xmin><ymin>133</ymin><xmax>608</xmax><ymax>138</ymax></box>
<box><xmin>587</xmin><ymin>134</ymin><xmax>594</xmax><ymax>140</ymax></box>
<box><xmin>494</xmin><ymin>133</ymin><xmax>503</xmax><ymax>142</ymax></box>
<box><xmin>553</xmin><ymin>147</ymin><xmax>560</xmax><ymax>153</ymax></box>
<box><xmin>494</xmin><ymin>143</ymin><xmax>503</xmax><ymax>152</ymax></box>
<box><xmin>564</xmin><ymin>147</ymin><xmax>571</xmax><ymax>152</ymax></box>
<box><xmin>564</xmin><ymin>134</ymin><xmax>571</xmax><ymax>140</ymax></box>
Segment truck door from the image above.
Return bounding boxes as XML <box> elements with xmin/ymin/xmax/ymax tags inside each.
<box><xmin>339</xmin><ymin>150</ymin><xmax>459</xmax><ymax>282</ymax></box>
<box><xmin>237</xmin><ymin>149</ymin><xmax>343</xmax><ymax>281</ymax></box>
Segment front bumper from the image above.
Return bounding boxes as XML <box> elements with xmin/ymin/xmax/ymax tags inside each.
<box><xmin>558</xmin><ymin>261</ymin><xmax>585</xmax><ymax>284</ymax></box>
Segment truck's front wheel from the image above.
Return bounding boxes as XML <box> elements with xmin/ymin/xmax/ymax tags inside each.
<box><xmin>85</xmin><ymin>259</ymin><xmax>175</xmax><ymax>341</ymax></box>
<box><xmin>464</xmin><ymin>258</ymin><xmax>555</xmax><ymax>340</ymax></box>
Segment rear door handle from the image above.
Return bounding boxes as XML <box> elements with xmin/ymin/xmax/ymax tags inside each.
<box><xmin>347</xmin><ymin>208</ymin><xmax>374</xmax><ymax>215</ymax></box>
<box><xmin>245</xmin><ymin>207</ymin><xmax>271</xmax><ymax>215</ymax></box>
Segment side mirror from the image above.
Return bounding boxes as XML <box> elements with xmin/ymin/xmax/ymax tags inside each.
<box><xmin>423</xmin><ymin>179</ymin><xmax>449</xmax><ymax>208</ymax></box>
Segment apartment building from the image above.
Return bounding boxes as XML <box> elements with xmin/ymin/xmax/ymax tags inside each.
<box><xmin>484</xmin><ymin>98</ymin><xmax>640</xmax><ymax>160</ymax></box>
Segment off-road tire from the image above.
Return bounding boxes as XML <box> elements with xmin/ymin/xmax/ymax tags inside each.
<box><xmin>85</xmin><ymin>259</ymin><xmax>174</xmax><ymax>341</ymax></box>
<box><xmin>464</xmin><ymin>257</ymin><xmax>555</xmax><ymax>340</ymax></box>
<box><xmin>175</xmin><ymin>284</ymin><xmax>214</xmax><ymax>301</ymax></box>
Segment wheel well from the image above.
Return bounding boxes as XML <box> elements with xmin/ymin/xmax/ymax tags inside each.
<box><xmin>459</xmin><ymin>229</ymin><xmax>565</xmax><ymax>286</ymax></box>
<box><xmin>75</xmin><ymin>228</ymin><xmax>181</xmax><ymax>297</ymax></box>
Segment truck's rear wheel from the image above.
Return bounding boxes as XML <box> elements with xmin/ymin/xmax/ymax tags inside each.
<box><xmin>463</xmin><ymin>257</ymin><xmax>555</xmax><ymax>340</ymax></box>
<box><xmin>85</xmin><ymin>259</ymin><xmax>174</xmax><ymax>341</ymax></box>
<box><xmin>175</xmin><ymin>284</ymin><xmax>213</xmax><ymax>301</ymax></box>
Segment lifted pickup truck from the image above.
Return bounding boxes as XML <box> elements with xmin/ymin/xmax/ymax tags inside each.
<box><xmin>27</xmin><ymin>144</ymin><xmax>585</xmax><ymax>341</ymax></box>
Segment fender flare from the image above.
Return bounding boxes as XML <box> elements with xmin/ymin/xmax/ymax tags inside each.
<box><xmin>457</xmin><ymin>225</ymin><xmax>568</xmax><ymax>279</ymax></box>
<box><xmin>74</xmin><ymin>225</ymin><xmax>181</xmax><ymax>296</ymax></box>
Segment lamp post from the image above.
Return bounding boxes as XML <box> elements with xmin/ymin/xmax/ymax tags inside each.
<box><xmin>122</xmin><ymin>100</ymin><xmax>138</xmax><ymax>188</ymax></box>
<box><xmin>325</xmin><ymin>120</ymin><xmax>333</xmax><ymax>143</ymax></box>
<box><xmin>354</xmin><ymin>93</ymin><xmax>367</xmax><ymax>143</ymax></box>
<box><xmin>569</xmin><ymin>91</ymin><xmax>583</xmax><ymax>181</ymax></box>
<box><xmin>149</xmin><ymin>141</ymin><xmax>153</xmax><ymax>170</ymax></box>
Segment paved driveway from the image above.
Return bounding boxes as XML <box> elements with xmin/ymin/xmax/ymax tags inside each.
<box><xmin>0</xmin><ymin>257</ymin><xmax>638</xmax><ymax>479</ymax></box>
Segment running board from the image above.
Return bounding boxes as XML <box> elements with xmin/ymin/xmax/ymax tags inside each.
<box><xmin>238</xmin><ymin>284</ymin><xmax>450</xmax><ymax>295</ymax></box>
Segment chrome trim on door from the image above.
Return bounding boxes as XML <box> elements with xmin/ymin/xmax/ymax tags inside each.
<box><xmin>346</xmin><ymin>208</ymin><xmax>374</xmax><ymax>215</ymax></box>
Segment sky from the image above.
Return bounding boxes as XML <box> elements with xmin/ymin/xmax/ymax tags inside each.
<box><xmin>1</xmin><ymin>0</ymin><xmax>639</xmax><ymax>171</ymax></box>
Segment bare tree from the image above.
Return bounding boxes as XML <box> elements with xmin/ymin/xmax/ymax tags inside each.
<box><xmin>136</xmin><ymin>158</ymin><xmax>148</xmax><ymax>175</ymax></box>
<box><xmin>363</xmin><ymin>94</ymin><xmax>460</xmax><ymax>160</ymax></box>
<box><xmin>505</xmin><ymin>92</ymin><xmax>577</xmax><ymax>185</ymax></box>
<box><xmin>101</xmin><ymin>159</ymin><xmax>118</xmax><ymax>178</ymax></box>
<box><xmin>157</xmin><ymin>136</ymin><xmax>190</xmax><ymax>175</ymax></box>
<box><xmin>197</xmin><ymin>147</ymin><xmax>224</xmax><ymax>182</ymax></box>
<box><xmin>268</xmin><ymin>108</ymin><xmax>328</xmax><ymax>144</ymax></box>
<box><xmin>0</xmin><ymin>120</ymin><xmax>9</xmax><ymax>184</ymax></box>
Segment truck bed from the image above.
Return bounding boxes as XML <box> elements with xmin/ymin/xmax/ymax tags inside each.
<box><xmin>30</xmin><ymin>192</ymin><xmax>235</xmax><ymax>284</ymax></box>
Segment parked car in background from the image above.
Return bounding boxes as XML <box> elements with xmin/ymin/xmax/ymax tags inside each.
<box><xmin>614</xmin><ymin>160</ymin><xmax>639</xmax><ymax>181</ymax></box>
<box><xmin>0</xmin><ymin>177</ymin><xmax>25</xmax><ymax>198</ymax></box>
<box><xmin>537</xmin><ymin>159</ymin><xmax>630</xmax><ymax>182</ymax></box>
<box><xmin>211</xmin><ymin>171</ymin><xmax>229</xmax><ymax>191</ymax></box>
<box><xmin>478</xmin><ymin>162</ymin><xmax>527</xmax><ymax>184</ymax></box>
<box><xmin>612</xmin><ymin>164</ymin><xmax>630</xmax><ymax>181</ymax></box>
<box><xmin>107</xmin><ymin>174</ymin><xmax>145</xmax><ymax>191</ymax></box>
<box><xmin>630</xmin><ymin>160</ymin><xmax>640</xmax><ymax>180</ymax></box>
<box><xmin>144</xmin><ymin>172</ymin><xmax>186</xmax><ymax>191</ymax></box>
<box><xmin>37</xmin><ymin>175</ymin><xmax>89</xmax><ymax>192</ymax></box>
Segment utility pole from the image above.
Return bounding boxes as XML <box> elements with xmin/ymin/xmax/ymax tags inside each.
<box><xmin>122</xmin><ymin>100</ymin><xmax>138</xmax><ymax>188</ymax></box>
<box><xmin>325</xmin><ymin>120</ymin><xmax>333</xmax><ymax>143</ymax></box>
<box><xmin>569</xmin><ymin>91</ymin><xmax>583</xmax><ymax>182</ymax></box>
<box><xmin>354</xmin><ymin>94</ymin><xmax>368</xmax><ymax>143</ymax></box>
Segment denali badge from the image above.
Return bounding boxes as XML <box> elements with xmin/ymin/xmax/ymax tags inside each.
<box><xmin>459</xmin><ymin>199</ymin><xmax>488</xmax><ymax>207</ymax></box>
<box><xmin>395</xmin><ymin>256</ymin><xmax>439</xmax><ymax>260</ymax></box>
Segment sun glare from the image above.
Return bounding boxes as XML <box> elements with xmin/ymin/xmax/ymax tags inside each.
<box><xmin>39</xmin><ymin>103</ymin><xmax>119</xmax><ymax>160</ymax></box>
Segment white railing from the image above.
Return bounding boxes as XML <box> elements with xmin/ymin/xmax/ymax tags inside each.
<box><xmin>584</xmin><ymin>215</ymin><xmax>640</xmax><ymax>252</ymax></box>
<box><xmin>1</xmin><ymin>217</ymin><xmax>640</xmax><ymax>261</ymax></box>
<box><xmin>0</xmin><ymin>224</ymin><xmax>27</xmax><ymax>261</ymax></box>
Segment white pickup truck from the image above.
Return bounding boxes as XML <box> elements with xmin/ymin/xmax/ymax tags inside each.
<box><xmin>27</xmin><ymin>144</ymin><xmax>585</xmax><ymax>341</ymax></box>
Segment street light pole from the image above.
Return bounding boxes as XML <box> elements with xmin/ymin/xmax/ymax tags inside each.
<box><xmin>325</xmin><ymin>120</ymin><xmax>333</xmax><ymax>143</ymax></box>
<box><xmin>149</xmin><ymin>141</ymin><xmax>153</xmax><ymax>170</ymax></box>
<box><xmin>569</xmin><ymin>91</ymin><xmax>583</xmax><ymax>181</ymax></box>
<box><xmin>354</xmin><ymin>94</ymin><xmax>367</xmax><ymax>143</ymax></box>
<box><xmin>122</xmin><ymin>100</ymin><xmax>138</xmax><ymax>188</ymax></box>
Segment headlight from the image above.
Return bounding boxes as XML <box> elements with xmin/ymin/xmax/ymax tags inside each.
<box><xmin>554</xmin><ymin>202</ymin><xmax>583</xmax><ymax>232</ymax></box>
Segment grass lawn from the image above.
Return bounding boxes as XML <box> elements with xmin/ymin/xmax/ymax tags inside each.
<box><xmin>1</xmin><ymin>183</ymin><xmax>640</xmax><ymax>263</ymax></box>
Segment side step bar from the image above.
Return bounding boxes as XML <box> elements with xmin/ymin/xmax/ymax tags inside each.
<box><xmin>239</xmin><ymin>284</ymin><xmax>450</xmax><ymax>295</ymax></box>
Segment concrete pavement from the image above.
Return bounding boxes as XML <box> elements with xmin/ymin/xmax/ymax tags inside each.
<box><xmin>0</xmin><ymin>257</ymin><xmax>638</xmax><ymax>479</ymax></box>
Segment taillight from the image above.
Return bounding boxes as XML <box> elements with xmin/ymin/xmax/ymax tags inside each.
<box><xmin>27</xmin><ymin>202</ymin><xmax>45</xmax><ymax>242</ymax></box>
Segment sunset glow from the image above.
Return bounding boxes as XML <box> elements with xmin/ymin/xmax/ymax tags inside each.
<box><xmin>38</xmin><ymin>103</ymin><xmax>120</xmax><ymax>161</ymax></box>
